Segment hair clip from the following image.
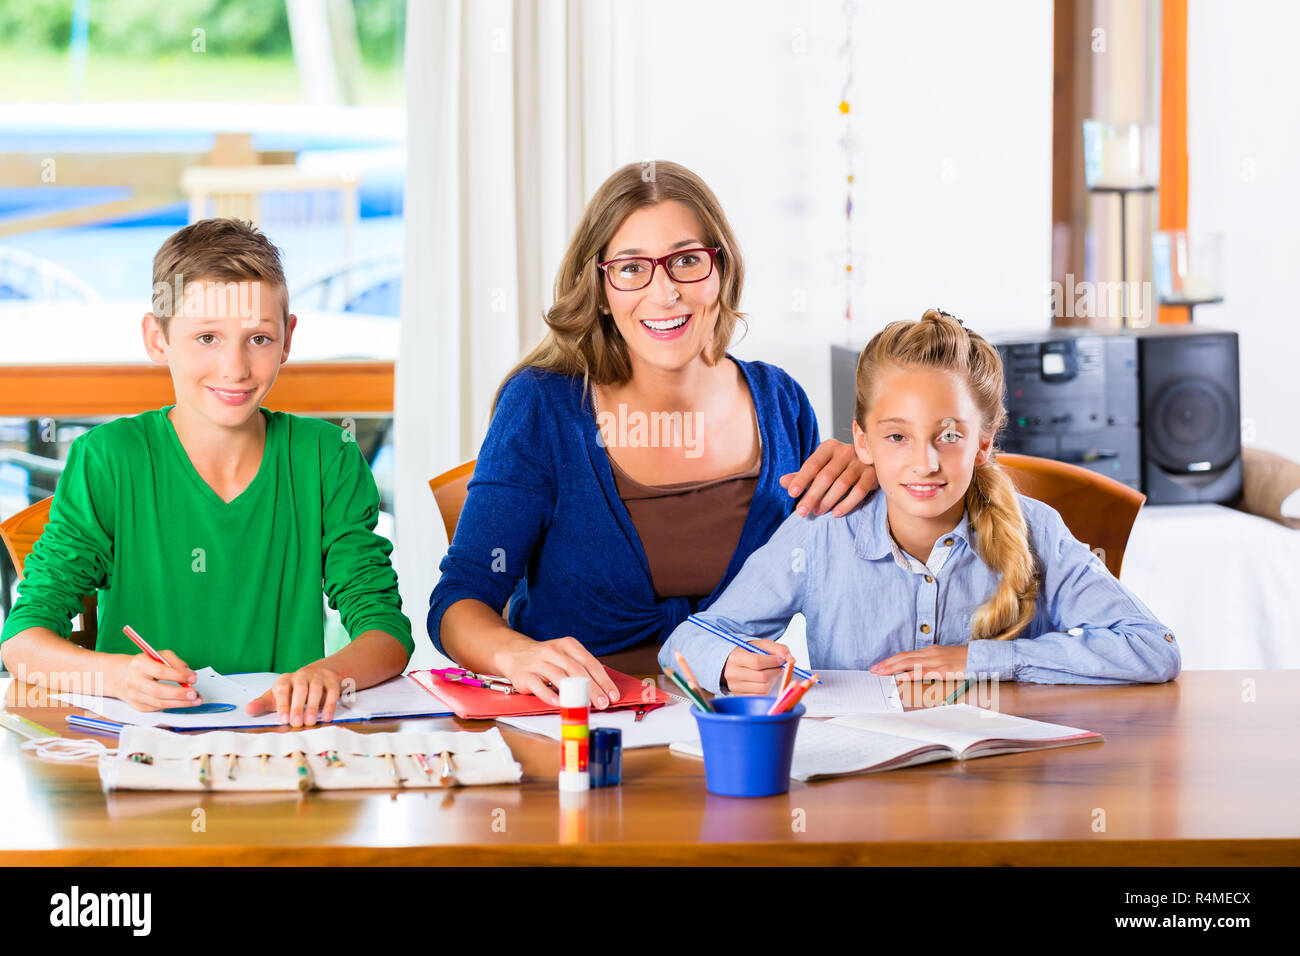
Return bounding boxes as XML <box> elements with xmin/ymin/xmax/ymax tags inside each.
<box><xmin>934</xmin><ymin>307</ymin><xmax>961</xmax><ymax>325</ymax></box>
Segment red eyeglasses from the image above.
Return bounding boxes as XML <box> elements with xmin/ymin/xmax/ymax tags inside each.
<box><xmin>597</xmin><ymin>247</ymin><xmax>721</xmax><ymax>292</ymax></box>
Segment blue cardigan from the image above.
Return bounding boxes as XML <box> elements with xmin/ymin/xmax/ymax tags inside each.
<box><xmin>427</xmin><ymin>356</ymin><xmax>821</xmax><ymax>657</ymax></box>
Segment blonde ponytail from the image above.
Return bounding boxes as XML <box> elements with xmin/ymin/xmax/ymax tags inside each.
<box><xmin>855</xmin><ymin>308</ymin><xmax>1040</xmax><ymax>642</ymax></box>
<box><xmin>964</xmin><ymin>461</ymin><xmax>1038</xmax><ymax>640</ymax></box>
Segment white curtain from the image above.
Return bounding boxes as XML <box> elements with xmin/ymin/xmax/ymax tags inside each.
<box><xmin>394</xmin><ymin>0</ymin><xmax>621</xmax><ymax>669</ymax></box>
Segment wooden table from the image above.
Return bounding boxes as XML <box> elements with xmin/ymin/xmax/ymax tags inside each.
<box><xmin>1</xmin><ymin>669</ymin><xmax>1296</xmax><ymax>866</ymax></box>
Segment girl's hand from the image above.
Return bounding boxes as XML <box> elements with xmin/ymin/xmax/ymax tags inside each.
<box><xmin>108</xmin><ymin>650</ymin><xmax>200</xmax><ymax>712</ymax></box>
<box><xmin>780</xmin><ymin>439</ymin><xmax>878</xmax><ymax>518</ymax></box>
<box><xmin>246</xmin><ymin>663</ymin><xmax>343</xmax><ymax>727</ymax></box>
<box><xmin>499</xmin><ymin>636</ymin><xmax>621</xmax><ymax>709</ymax></box>
<box><xmin>722</xmin><ymin>639</ymin><xmax>794</xmax><ymax>695</ymax></box>
<box><xmin>870</xmin><ymin>645</ymin><xmax>969</xmax><ymax>682</ymax></box>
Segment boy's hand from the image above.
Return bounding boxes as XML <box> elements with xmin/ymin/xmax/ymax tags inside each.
<box><xmin>246</xmin><ymin>663</ymin><xmax>343</xmax><ymax>727</ymax></box>
<box><xmin>722</xmin><ymin>640</ymin><xmax>793</xmax><ymax>695</ymax></box>
<box><xmin>110</xmin><ymin>650</ymin><xmax>200</xmax><ymax>712</ymax></box>
<box><xmin>870</xmin><ymin>645</ymin><xmax>968</xmax><ymax>681</ymax></box>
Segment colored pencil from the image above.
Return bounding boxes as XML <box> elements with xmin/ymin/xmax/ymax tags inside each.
<box><xmin>768</xmin><ymin>674</ymin><xmax>818</xmax><ymax>715</ymax></box>
<box><xmin>685</xmin><ymin>615</ymin><xmax>819</xmax><ymax>683</ymax></box>
<box><xmin>65</xmin><ymin>714</ymin><xmax>122</xmax><ymax>737</ymax></box>
<box><xmin>383</xmin><ymin>752</ymin><xmax>403</xmax><ymax>786</ymax></box>
<box><xmin>774</xmin><ymin>658</ymin><xmax>794</xmax><ymax>700</ymax></box>
<box><xmin>292</xmin><ymin>751</ymin><xmax>312</xmax><ymax>792</ymax></box>
<box><xmin>944</xmin><ymin>678</ymin><xmax>972</xmax><ymax>705</ymax></box>
<box><xmin>664</xmin><ymin>667</ymin><xmax>712</xmax><ymax>713</ymax></box>
<box><xmin>673</xmin><ymin>650</ymin><xmax>706</xmax><ymax>701</ymax></box>
<box><xmin>122</xmin><ymin>624</ymin><xmax>191</xmax><ymax>689</ymax></box>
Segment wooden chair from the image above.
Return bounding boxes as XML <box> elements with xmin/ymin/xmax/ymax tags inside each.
<box><xmin>428</xmin><ymin>459</ymin><xmax>476</xmax><ymax>543</ymax></box>
<box><xmin>996</xmin><ymin>452</ymin><xmax>1146</xmax><ymax>578</ymax></box>
<box><xmin>0</xmin><ymin>496</ymin><xmax>98</xmax><ymax>649</ymax></box>
<box><xmin>429</xmin><ymin>459</ymin><xmax>517</xmax><ymax>625</ymax></box>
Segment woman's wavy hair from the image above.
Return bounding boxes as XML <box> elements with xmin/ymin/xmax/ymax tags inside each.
<box><xmin>493</xmin><ymin>160</ymin><xmax>746</xmax><ymax>414</ymax></box>
<box><xmin>854</xmin><ymin>308</ymin><xmax>1039</xmax><ymax>642</ymax></box>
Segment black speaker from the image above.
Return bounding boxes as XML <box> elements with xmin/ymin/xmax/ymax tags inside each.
<box><xmin>1137</xmin><ymin>326</ymin><xmax>1242</xmax><ymax>505</ymax></box>
<box><xmin>830</xmin><ymin>325</ymin><xmax>1243</xmax><ymax>506</ymax></box>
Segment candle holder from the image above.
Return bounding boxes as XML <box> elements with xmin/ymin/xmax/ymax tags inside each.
<box><xmin>1083</xmin><ymin>121</ymin><xmax>1160</xmax><ymax>328</ymax></box>
<box><xmin>1152</xmin><ymin>230</ymin><xmax>1225</xmax><ymax>323</ymax></box>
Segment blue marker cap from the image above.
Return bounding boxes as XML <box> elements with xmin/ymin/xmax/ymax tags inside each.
<box><xmin>588</xmin><ymin>727</ymin><xmax>622</xmax><ymax>788</ymax></box>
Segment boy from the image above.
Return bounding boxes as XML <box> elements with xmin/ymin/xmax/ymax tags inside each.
<box><xmin>0</xmin><ymin>218</ymin><xmax>412</xmax><ymax>726</ymax></box>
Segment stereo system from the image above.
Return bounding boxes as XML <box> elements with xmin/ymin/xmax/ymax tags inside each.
<box><xmin>830</xmin><ymin>325</ymin><xmax>1242</xmax><ymax>505</ymax></box>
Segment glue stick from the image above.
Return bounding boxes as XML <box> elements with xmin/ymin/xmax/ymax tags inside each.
<box><xmin>558</xmin><ymin>677</ymin><xmax>590</xmax><ymax>791</ymax></box>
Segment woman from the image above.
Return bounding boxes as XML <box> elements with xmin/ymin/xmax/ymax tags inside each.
<box><xmin>428</xmin><ymin>161</ymin><xmax>877</xmax><ymax>707</ymax></box>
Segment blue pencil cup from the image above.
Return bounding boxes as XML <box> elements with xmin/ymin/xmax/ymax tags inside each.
<box><xmin>691</xmin><ymin>696</ymin><xmax>805</xmax><ymax>797</ymax></box>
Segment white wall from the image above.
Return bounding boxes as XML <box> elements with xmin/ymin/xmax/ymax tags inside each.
<box><xmin>613</xmin><ymin>0</ymin><xmax>1054</xmax><ymax>437</ymax></box>
<box><xmin>1188</xmin><ymin>0</ymin><xmax>1300</xmax><ymax>464</ymax></box>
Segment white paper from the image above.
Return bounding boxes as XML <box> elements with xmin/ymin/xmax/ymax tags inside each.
<box><xmin>497</xmin><ymin>695</ymin><xmax>697</xmax><ymax>748</ymax></box>
<box><xmin>222</xmin><ymin>672</ymin><xmax>452</xmax><ymax>720</ymax></box>
<box><xmin>668</xmin><ymin>718</ymin><xmax>947</xmax><ymax>781</ymax></box>
<box><xmin>53</xmin><ymin>667</ymin><xmax>280</xmax><ymax>729</ymax></box>
<box><xmin>795</xmin><ymin>669</ymin><xmax>904</xmax><ymax>717</ymax></box>
<box><xmin>54</xmin><ymin>669</ymin><xmax>451</xmax><ymax>730</ymax></box>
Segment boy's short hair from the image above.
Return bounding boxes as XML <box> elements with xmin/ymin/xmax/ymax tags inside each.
<box><xmin>151</xmin><ymin>218</ymin><xmax>289</xmax><ymax>337</ymax></box>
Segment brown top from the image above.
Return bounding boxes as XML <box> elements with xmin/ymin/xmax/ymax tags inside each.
<box><xmin>594</xmin><ymin>385</ymin><xmax>761</xmax><ymax>599</ymax></box>
<box><xmin>607</xmin><ymin>452</ymin><xmax>760</xmax><ymax>598</ymax></box>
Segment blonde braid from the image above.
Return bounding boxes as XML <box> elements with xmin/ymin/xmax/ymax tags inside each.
<box><xmin>965</xmin><ymin>460</ymin><xmax>1039</xmax><ymax>640</ymax></box>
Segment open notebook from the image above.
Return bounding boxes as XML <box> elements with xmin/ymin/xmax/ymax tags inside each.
<box><xmin>670</xmin><ymin>704</ymin><xmax>1103</xmax><ymax>781</ymax></box>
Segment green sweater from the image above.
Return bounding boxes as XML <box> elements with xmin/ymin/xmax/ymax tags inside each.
<box><xmin>1</xmin><ymin>407</ymin><xmax>413</xmax><ymax>672</ymax></box>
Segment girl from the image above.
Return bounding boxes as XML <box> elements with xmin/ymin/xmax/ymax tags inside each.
<box><xmin>660</xmin><ymin>309</ymin><xmax>1180</xmax><ymax>693</ymax></box>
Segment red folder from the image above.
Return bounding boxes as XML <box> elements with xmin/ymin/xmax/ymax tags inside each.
<box><xmin>408</xmin><ymin>667</ymin><xmax>671</xmax><ymax>720</ymax></box>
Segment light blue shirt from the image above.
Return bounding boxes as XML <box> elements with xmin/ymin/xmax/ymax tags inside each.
<box><xmin>659</xmin><ymin>488</ymin><xmax>1181</xmax><ymax>694</ymax></box>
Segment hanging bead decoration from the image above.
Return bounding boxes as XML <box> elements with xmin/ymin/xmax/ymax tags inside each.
<box><xmin>840</xmin><ymin>0</ymin><xmax>859</xmax><ymax>339</ymax></box>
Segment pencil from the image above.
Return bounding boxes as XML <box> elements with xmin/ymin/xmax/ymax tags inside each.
<box><xmin>944</xmin><ymin>678</ymin><xmax>972</xmax><ymax>705</ymax></box>
<box><xmin>673</xmin><ymin>650</ymin><xmax>706</xmax><ymax>701</ymax></box>
<box><xmin>769</xmin><ymin>674</ymin><xmax>817</xmax><ymax>715</ymax></box>
<box><xmin>292</xmin><ymin>751</ymin><xmax>312</xmax><ymax>792</ymax></box>
<box><xmin>412</xmin><ymin>752</ymin><xmax>433</xmax><ymax>780</ymax></box>
<box><xmin>685</xmin><ymin>615</ymin><xmax>819</xmax><ymax>683</ymax></box>
<box><xmin>775</xmin><ymin>658</ymin><xmax>794</xmax><ymax>699</ymax></box>
<box><xmin>122</xmin><ymin>624</ymin><xmax>192</xmax><ymax>689</ymax></box>
<box><xmin>665</xmin><ymin>667</ymin><xmax>712</xmax><ymax>712</ymax></box>
<box><xmin>439</xmin><ymin>751</ymin><xmax>458</xmax><ymax>787</ymax></box>
<box><xmin>383</xmin><ymin>752</ymin><xmax>403</xmax><ymax>787</ymax></box>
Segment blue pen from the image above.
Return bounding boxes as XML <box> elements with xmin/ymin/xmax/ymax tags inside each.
<box><xmin>66</xmin><ymin>714</ymin><xmax>124</xmax><ymax>737</ymax></box>
<box><xmin>686</xmin><ymin>615</ymin><xmax>821</xmax><ymax>684</ymax></box>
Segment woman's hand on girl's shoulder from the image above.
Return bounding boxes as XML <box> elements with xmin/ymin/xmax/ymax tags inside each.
<box><xmin>780</xmin><ymin>439</ymin><xmax>878</xmax><ymax>518</ymax></box>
